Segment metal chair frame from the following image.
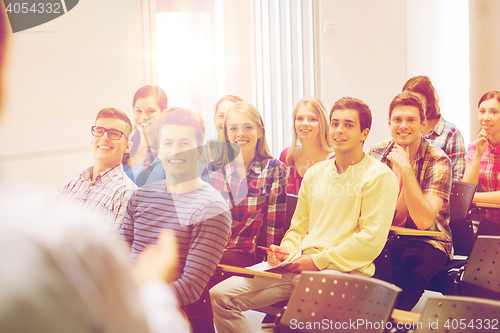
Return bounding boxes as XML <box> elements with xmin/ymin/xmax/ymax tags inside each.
<box><xmin>415</xmin><ymin>295</ymin><xmax>500</xmax><ymax>332</ymax></box>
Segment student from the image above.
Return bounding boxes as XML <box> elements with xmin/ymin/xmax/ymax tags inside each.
<box><xmin>202</xmin><ymin>102</ymin><xmax>288</xmax><ymax>267</ymax></box>
<box><xmin>462</xmin><ymin>90</ymin><xmax>500</xmax><ymax>236</ymax></box>
<box><xmin>370</xmin><ymin>92</ymin><xmax>453</xmax><ymax>311</ymax></box>
<box><xmin>198</xmin><ymin>95</ymin><xmax>243</xmax><ymax>175</ymax></box>
<box><xmin>123</xmin><ymin>85</ymin><xmax>168</xmax><ymax>186</ymax></box>
<box><xmin>59</xmin><ymin>108</ymin><xmax>137</xmax><ymax>234</ymax></box>
<box><xmin>210</xmin><ymin>97</ymin><xmax>398</xmax><ymax>333</ymax></box>
<box><xmin>279</xmin><ymin>97</ymin><xmax>334</xmax><ymax>195</ymax></box>
<box><xmin>120</xmin><ymin>108</ymin><xmax>231</xmax><ymax>332</ymax></box>
<box><xmin>403</xmin><ymin>76</ymin><xmax>465</xmax><ymax>180</ymax></box>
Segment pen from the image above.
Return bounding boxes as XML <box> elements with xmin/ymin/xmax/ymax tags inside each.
<box><xmin>257</xmin><ymin>246</ymin><xmax>289</xmax><ymax>255</ymax></box>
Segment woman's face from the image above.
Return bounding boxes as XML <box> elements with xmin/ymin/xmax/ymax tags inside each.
<box><xmin>133</xmin><ymin>96</ymin><xmax>162</xmax><ymax>129</ymax></box>
<box><xmin>478</xmin><ymin>98</ymin><xmax>500</xmax><ymax>136</ymax></box>
<box><xmin>295</xmin><ymin>106</ymin><xmax>320</xmax><ymax>141</ymax></box>
<box><xmin>225</xmin><ymin>111</ymin><xmax>262</xmax><ymax>156</ymax></box>
<box><xmin>214</xmin><ymin>101</ymin><xmax>236</xmax><ymax>133</ymax></box>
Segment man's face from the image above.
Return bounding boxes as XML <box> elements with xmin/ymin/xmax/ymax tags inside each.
<box><xmin>329</xmin><ymin>109</ymin><xmax>368</xmax><ymax>155</ymax></box>
<box><xmin>91</xmin><ymin>117</ymin><xmax>131</xmax><ymax>169</ymax></box>
<box><xmin>389</xmin><ymin>105</ymin><xmax>426</xmax><ymax>148</ymax></box>
<box><xmin>158</xmin><ymin>125</ymin><xmax>202</xmax><ymax>181</ymax></box>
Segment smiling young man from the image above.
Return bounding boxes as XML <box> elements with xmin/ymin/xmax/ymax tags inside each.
<box><xmin>402</xmin><ymin>76</ymin><xmax>466</xmax><ymax>180</ymax></box>
<box><xmin>210</xmin><ymin>97</ymin><xmax>398</xmax><ymax>333</ymax></box>
<box><xmin>59</xmin><ymin>108</ymin><xmax>137</xmax><ymax>234</ymax></box>
<box><xmin>119</xmin><ymin>108</ymin><xmax>231</xmax><ymax>333</ymax></box>
<box><xmin>370</xmin><ymin>92</ymin><xmax>453</xmax><ymax>311</ymax></box>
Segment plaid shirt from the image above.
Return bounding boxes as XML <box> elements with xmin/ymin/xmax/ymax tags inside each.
<box><xmin>424</xmin><ymin>116</ymin><xmax>466</xmax><ymax>181</ymax></box>
<box><xmin>466</xmin><ymin>141</ymin><xmax>500</xmax><ymax>224</ymax></box>
<box><xmin>202</xmin><ymin>156</ymin><xmax>287</xmax><ymax>253</ymax></box>
<box><xmin>370</xmin><ymin>137</ymin><xmax>453</xmax><ymax>258</ymax></box>
<box><xmin>59</xmin><ymin>164</ymin><xmax>137</xmax><ymax>234</ymax></box>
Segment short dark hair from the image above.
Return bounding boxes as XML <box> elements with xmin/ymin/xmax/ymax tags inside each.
<box><xmin>478</xmin><ymin>90</ymin><xmax>500</xmax><ymax>108</ymax></box>
<box><xmin>133</xmin><ymin>85</ymin><xmax>168</xmax><ymax>110</ymax></box>
<box><xmin>402</xmin><ymin>76</ymin><xmax>440</xmax><ymax>119</ymax></box>
<box><xmin>155</xmin><ymin>108</ymin><xmax>205</xmax><ymax>146</ymax></box>
<box><xmin>95</xmin><ymin>108</ymin><xmax>133</xmax><ymax>136</ymax></box>
<box><xmin>330</xmin><ymin>97</ymin><xmax>372</xmax><ymax>132</ymax></box>
<box><xmin>389</xmin><ymin>92</ymin><xmax>426</xmax><ymax>123</ymax></box>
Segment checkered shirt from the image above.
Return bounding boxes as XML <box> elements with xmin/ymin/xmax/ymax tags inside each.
<box><xmin>466</xmin><ymin>141</ymin><xmax>500</xmax><ymax>223</ymax></box>
<box><xmin>370</xmin><ymin>137</ymin><xmax>453</xmax><ymax>258</ymax></box>
<box><xmin>59</xmin><ymin>164</ymin><xmax>137</xmax><ymax>234</ymax></box>
<box><xmin>202</xmin><ymin>157</ymin><xmax>287</xmax><ymax>253</ymax></box>
<box><xmin>424</xmin><ymin>116</ymin><xmax>466</xmax><ymax>181</ymax></box>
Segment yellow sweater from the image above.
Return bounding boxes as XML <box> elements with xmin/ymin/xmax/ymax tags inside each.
<box><xmin>281</xmin><ymin>154</ymin><xmax>398</xmax><ymax>276</ymax></box>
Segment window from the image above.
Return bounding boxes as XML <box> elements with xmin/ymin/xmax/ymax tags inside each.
<box><xmin>252</xmin><ymin>0</ymin><xmax>316</xmax><ymax>154</ymax></box>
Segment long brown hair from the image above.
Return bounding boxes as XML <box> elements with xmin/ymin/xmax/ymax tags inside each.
<box><xmin>402</xmin><ymin>76</ymin><xmax>440</xmax><ymax>120</ymax></box>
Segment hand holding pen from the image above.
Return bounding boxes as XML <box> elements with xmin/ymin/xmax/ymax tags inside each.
<box><xmin>261</xmin><ymin>245</ymin><xmax>289</xmax><ymax>267</ymax></box>
<box><xmin>257</xmin><ymin>246</ymin><xmax>289</xmax><ymax>255</ymax></box>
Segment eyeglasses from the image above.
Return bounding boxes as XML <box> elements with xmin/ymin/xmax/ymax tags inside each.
<box><xmin>91</xmin><ymin>126</ymin><xmax>128</xmax><ymax>140</ymax></box>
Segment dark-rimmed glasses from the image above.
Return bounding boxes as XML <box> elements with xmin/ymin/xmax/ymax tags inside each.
<box><xmin>91</xmin><ymin>126</ymin><xmax>128</xmax><ymax>140</ymax></box>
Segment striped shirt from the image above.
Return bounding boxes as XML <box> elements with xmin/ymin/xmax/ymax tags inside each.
<box><xmin>424</xmin><ymin>116</ymin><xmax>466</xmax><ymax>181</ymax></box>
<box><xmin>59</xmin><ymin>164</ymin><xmax>137</xmax><ymax>234</ymax></box>
<box><xmin>120</xmin><ymin>181</ymin><xmax>231</xmax><ymax>306</ymax></box>
<box><xmin>466</xmin><ymin>141</ymin><xmax>500</xmax><ymax>224</ymax></box>
<box><xmin>370</xmin><ymin>138</ymin><xmax>453</xmax><ymax>258</ymax></box>
<box><xmin>202</xmin><ymin>156</ymin><xmax>287</xmax><ymax>253</ymax></box>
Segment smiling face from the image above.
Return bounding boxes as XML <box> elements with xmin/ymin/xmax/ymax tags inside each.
<box><xmin>158</xmin><ymin>124</ymin><xmax>201</xmax><ymax>181</ymax></box>
<box><xmin>92</xmin><ymin>117</ymin><xmax>131</xmax><ymax>169</ymax></box>
<box><xmin>478</xmin><ymin>98</ymin><xmax>500</xmax><ymax>137</ymax></box>
<box><xmin>225</xmin><ymin>111</ymin><xmax>263</xmax><ymax>157</ymax></box>
<box><xmin>214</xmin><ymin>100</ymin><xmax>236</xmax><ymax>133</ymax></box>
<box><xmin>329</xmin><ymin>109</ymin><xmax>368</xmax><ymax>155</ymax></box>
<box><xmin>295</xmin><ymin>106</ymin><xmax>320</xmax><ymax>141</ymax></box>
<box><xmin>133</xmin><ymin>96</ymin><xmax>163</xmax><ymax>129</ymax></box>
<box><xmin>389</xmin><ymin>105</ymin><xmax>426</xmax><ymax>149</ymax></box>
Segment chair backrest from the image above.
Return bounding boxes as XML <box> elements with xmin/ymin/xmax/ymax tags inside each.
<box><xmin>416</xmin><ymin>296</ymin><xmax>500</xmax><ymax>332</ymax></box>
<box><xmin>449</xmin><ymin>181</ymin><xmax>477</xmax><ymax>256</ymax></box>
<box><xmin>461</xmin><ymin>235</ymin><xmax>500</xmax><ymax>300</ymax></box>
<box><xmin>449</xmin><ymin>181</ymin><xmax>476</xmax><ymax>222</ymax></box>
<box><xmin>279</xmin><ymin>271</ymin><xmax>401</xmax><ymax>333</ymax></box>
<box><xmin>283</xmin><ymin>193</ymin><xmax>298</xmax><ymax>233</ymax></box>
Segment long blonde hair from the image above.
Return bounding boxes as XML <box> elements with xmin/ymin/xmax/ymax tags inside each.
<box><xmin>286</xmin><ymin>97</ymin><xmax>332</xmax><ymax>165</ymax></box>
<box><xmin>214</xmin><ymin>102</ymin><xmax>273</xmax><ymax>167</ymax></box>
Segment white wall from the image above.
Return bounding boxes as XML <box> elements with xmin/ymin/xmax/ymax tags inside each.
<box><xmin>316</xmin><ymin>0</ymin><xmax>407</xmax><ymax>150</ymax></box>
<box><xmin>406</xmin><ymin>0</ymin><xmax>470</xmax><ymax>144</ymax></box>
<box><xmin>0</xmin><ymin>0</ymin><xmax>146</xmax><ymax>191</ymax></box>
<box><xmin>470</xmin><ymin>0</ymin><xmax>500</xmax><ymax>141</ymax></box>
